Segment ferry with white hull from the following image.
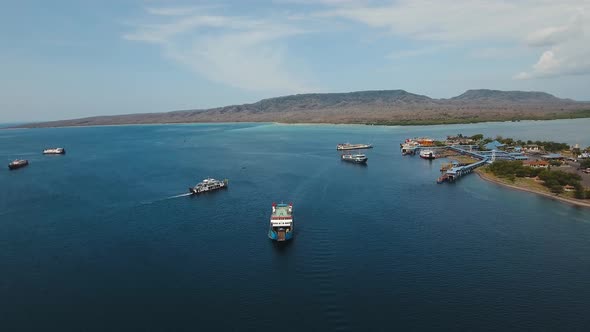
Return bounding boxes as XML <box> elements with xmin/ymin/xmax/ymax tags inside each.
<box><xmin>341</xmin><ymin>153</ymin><xmax>368</xmax><ymax>164</ymax></box>
<box><xmin>268</xmin><ymin>203</ymin><xmax>294</xmax><ymax>241</ymax></box>
<box><xmin>420</xmin><ymin>149</ymin><xmax>436</xmax><ymax>160</ymax></box>
<box><xmin>337</xmin><ymin>143</ymin><xmax>373</xmax><ymax>151</ymax></box>
<box><xmin>189</xmin><ymin>178</ymin><xmax>228</xmax><ymax>195</ymax></box>
<box><xmin>43</xmin><ymin>148</ymin><xmax>66</xmax><ymax>155</ymax></box>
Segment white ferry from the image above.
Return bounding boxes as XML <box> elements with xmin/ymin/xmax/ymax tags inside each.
<box><xmin>419</xmin><ymin>149</ymin><xmax>436</xmax><ymax>160</ymax></box>
<box><xmin>43</xmin><ymin>148</ymin><xmax>66</xmax><ymax>155</ymax></box>
<box><xmin>341</xmin><ymin>153</ymin><xmax>368</xmax><ymax>164</ymax></box>
<box><xmin>189</xmin><ymin>178</ymin><xmax>228</xmax><ymax>195</ymax></box>
<box><xmin>268</xmin><ymin>203</ymin><xmax>294</xmax><ymax>241</ymax></box>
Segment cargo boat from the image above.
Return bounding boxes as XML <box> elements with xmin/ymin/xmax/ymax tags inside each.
<box><xmin>337</xmin><ymin>143</ymin><xmax>373</xmax><ymax>151</ymax></box>
<box><xmin>420</xmin><ymin>149</ymin><xmax>436</xmax><ymax>160</ymax></box>
<box><xmin>8</xmin><ymin>159</ymin><xmax>29</xmax><ymax>170</ymax></box>
<box><xmin>43</xmin><ymin>148</ymin><xmax>66</xmax><ymax>155</ymax></box>
<box><xmin>189</xmin><ymin>178</ymin><xmax>228</xmax><ymax>195</ymax></box>
<box><xmin>268</xmin><ymin>202</ymin><xmax>294</xmax><ymax>241</ymax></box>
<box><xmin>341</xmin><ymin>153</ymin><xmax>368</xmax><ymax>164</ymax></box>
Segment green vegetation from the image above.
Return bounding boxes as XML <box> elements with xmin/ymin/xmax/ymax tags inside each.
<box><xmin>433</xmin><ymin>140</ymin><xmax>446</xmax><ymax>146</ymax></box>
<box><xmin>580</xmin><ymin>159</ymin><xmax>590</xmax><ymax>169</ymax></box>
<box><xmin>488</xmin><ymin>160</ymin><xmax>543</xmax><ymax>182</ymax></box>
<box><xmin>363</xmin><ymin>109</ymin><xmax>590</xmax><ymax>127</ymax></box>
<box><xmin>470</xmin><ymin>134</ymin><xmax>484</xmax><ymax>141</ymax></box>
<box><xmin>525</xmin><ymin>140</ymin><xmax>570</xmax><ymax>152</ymax></box>
<box><xmin>477</xmin><ymin>134</ymin><xmax>571</xmax><ymax>152</ymax></box>
<box><xmin>537</xmin><ymin>169</ymin><xmax>581</xmax><ymax>194</ymax></box>
<box><xmin>487</xmin><ymin>160</ymin><xmax>589</xmax><ymax>198</ymax></box>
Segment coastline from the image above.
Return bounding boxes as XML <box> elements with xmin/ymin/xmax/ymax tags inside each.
<box><xmin>7</xmin><ymin>114</ymin><xmax>590</xmax><ymax>130</ymax></box>
<box><xmin>476</xmin><ymin>169</ymin><xmax>590</xmax><ymax>209</ymax></box>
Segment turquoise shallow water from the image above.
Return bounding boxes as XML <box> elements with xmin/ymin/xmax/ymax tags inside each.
<box><xmin>1</xmin><ymin>119</ymin><xmax>590</xmax><ymax>331</ymax></box>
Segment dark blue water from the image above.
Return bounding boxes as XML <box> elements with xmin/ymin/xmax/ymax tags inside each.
<box><xmin>1</xmin><ymin>120</ymin><xmax>590</xmax><ymax>331</ymax></box>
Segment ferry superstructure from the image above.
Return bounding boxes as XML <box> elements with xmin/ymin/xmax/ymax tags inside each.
<box><xmin>43</xmin><ymin>148</ymin><xmax>66</xmax><ymax>155</ymax></box>
<box><xmin>341</xmin><ymin>153</ymin><xmax>368</xmax><ymax>164</ymax></box>
<box><xmin>8</xmin><ymin>159</ymin><xmax>29</xmax><ymax>170</ymax></box>
<box><xmin>268</xmin><ymin>203</ymin><xmax>294</xmax><ymax>241</ymax></box>
<box><xmin>337</xmin><ymin>143</ymin><xmax>373</xmax><ymax>151</ymax></box>
<box><xmin>401</xmin><ymin>137</ymin><xmax>435</xmax><ymax>155</ymax></box>
<box><xmin>419</xmin><ymin>149</ymin><xmax>436</xmax><ymax>160</ymax></box>
<box><xmin>189</xmin><ymin>178</ymin><xmax>228</xmax><ymax>195</ymax></box>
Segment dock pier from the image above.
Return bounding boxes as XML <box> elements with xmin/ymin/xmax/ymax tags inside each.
<box><xmin>403</xmin><ymin>140</ymin><xmax>529</xmax><ymax>184</ymax></box>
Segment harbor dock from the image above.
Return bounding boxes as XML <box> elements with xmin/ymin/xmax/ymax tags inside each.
<box><xmin>402</xmin><ymin>138</ymin><xmax>529</xmax><ymax>184</ymax></box>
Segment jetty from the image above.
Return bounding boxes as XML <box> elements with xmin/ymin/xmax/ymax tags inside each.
<box><xmin>409</xmin><ymin>145</ymin><xmax>528</xmax><ymax>184</ymax></box>
<box><xmin>401</xmin><ymin>137</ymin><xmax>532</xmax><ymax>184</ymax></box>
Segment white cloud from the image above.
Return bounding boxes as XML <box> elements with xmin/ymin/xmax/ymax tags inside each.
<box><xmin>515</xmin><ymin>47</ymin><xmax>590</xmax><ymax>79</ymax></box>
<box><xmin>320</xmin><ymin>0</ymin><xmax>590</xmax><ymax>79</ymax></box>
<box><xmin>124</xmin><ymin>7</ymin><xmax>312</xmax><ymax>93</ymax></box>
<box><xmin>525</xmin><ymin>13</ymin><xmax>584</xmax><ymax>47</ymax></box>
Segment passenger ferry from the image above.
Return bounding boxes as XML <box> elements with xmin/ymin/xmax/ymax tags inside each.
<box><xmin>341</xmin><ymin>153</ymin><xmax>368</xmax><ymax>164</ymax></box>
<box><xmin>268</xmin><ymin>202</ymin><xmax>294</xmax><ymax>241</ymax></box>
<box><xmin>8</xmin><ymin>159</ymin><xmax>29</xmax><ymax>170</ymax></box>
<box><xmin>337</xmin><ymin>143</ymin><xmax>373</xmax><ymax>151</ymax></box>
<box><xmin>189</xmin><ymin>178</ymin><xmax>228</xmax><ymax>195</ymax></box>
<box><xmin>43</xmin><ymin>148</ymin><xmax>66</xmax><ymax>155</ymax></box>
<box><xmin>419</xmin><ymin>149</ymin><xmax>436</xmax><ymax>160</ymax></box>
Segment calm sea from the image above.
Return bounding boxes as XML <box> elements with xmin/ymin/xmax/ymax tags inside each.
<box><xmin>1</xmin><ymin>119</ymin><xmax>590</xmax><ymax>331</ymax></box>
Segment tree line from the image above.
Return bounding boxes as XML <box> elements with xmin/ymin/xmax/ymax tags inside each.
<box><xmin>487</xmin><ymin>160</ymin><xmax>589</xmax><ymax>199</ymax></box>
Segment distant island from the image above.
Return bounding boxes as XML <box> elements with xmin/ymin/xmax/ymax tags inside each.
<box><xmin>13</xmin><ymin>89</ymin><xmax>590</xmax><ymax>129</ymax></box>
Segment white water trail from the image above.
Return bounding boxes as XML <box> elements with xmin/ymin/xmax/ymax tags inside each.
<box><xmin>140</xmin><ymin>192</ymin><xmax>192</xmax><ymax>205</ymax></box>
<box><xmin>165</xmin><ymin>193</ymin><xmax>192</xmax><ymax>199</ymax></box>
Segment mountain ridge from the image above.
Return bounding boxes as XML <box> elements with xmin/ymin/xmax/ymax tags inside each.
<box><xmin>13</xmin><ymin>89</ymin><xmax>590</xmax><ymax>128</ymax></box>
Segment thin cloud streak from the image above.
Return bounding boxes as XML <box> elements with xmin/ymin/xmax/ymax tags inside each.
<box><xmin>124</xmin><ymin>7</ymin><xmax>313</xmax><ymax>93</ymax></box>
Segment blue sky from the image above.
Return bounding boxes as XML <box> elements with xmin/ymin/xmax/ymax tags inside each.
<box><xmin>1</xmin><ymin>0</ymin><xmax>589</xmax><ymax>122</ymax></box>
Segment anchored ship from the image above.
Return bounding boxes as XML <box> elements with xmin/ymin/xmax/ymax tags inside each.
<box><xmin>189</xmin><ymin>178</ymin><xmax>228</xmax><ymax>195</ymax></box>
<box><xmin>268</xmin><ymin>202</ymin><xmax>294</xmax><ymax>241</ymax></box>
<box><xmin>401</xmin><ymin>141</ymin><xmax>420</xmax><ymax>155</ymax></box>
<box><xmin>401</xmin><ymin>137</ymin><xmax>435</xmax><ymax>155</ymax></box>
<box><xmin>43</xmin><ymin>148</ymin><xmax>66</xmax><ymax>155</ymax></box>
<box><xmin>8</xmin><ymin>159</ymin><xmax>29</xmax><ymax>170</ymax></box>
<box><xmin>419</xmin><ymin>149</ymin><xmax>436</xmax><ymax>160</ymax></box>
<box><xmin>337</xmin><ymin>143</ymin><xmax>373</xmax><ymax>151</ymax></box>
<box><xmin>341</xmin><ymin>153</ymin><xmax>368</xmax><ymax>164</ymax></box>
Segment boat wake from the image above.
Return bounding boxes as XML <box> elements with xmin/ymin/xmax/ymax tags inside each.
<box><xmin>140</xmin><ymin>193</ymin><xmax>192</xmax><ymax>205</ymax></box>
<box><xmin>165</xmin><ymin>193</ymin><xmax>192</xmax><ymax>199</ymax></box>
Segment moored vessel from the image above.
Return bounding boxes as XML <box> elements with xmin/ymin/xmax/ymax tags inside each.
<box><xmin>268</xmin><ymin>202</ymin><xmax>294</xmax><ymax>241</ymax></box>
<box><xmin>341</xmin><ymin>153</ymin><xmax>368</xmax><ymax>164</ymax></box>
<box><xmin>8</xmin><ymin>159</ymin><xmax>29</xmax><ymax>170</ymax></box>
<box><xmin>43</xmin><ymin>148</ymin><xmax>66</xmax><ymax>155</ymax></box>
<box><xmin>420</xmin><ymin>149</ymin><xmax>436</xmax><ymax>160</ymax></box>
<box><xmin>189</xmin><ymin>178</ymin><xmax>228</xmax><ymax>195</ymax></box>
<box><xmin>401</xmin><ymin>141</ymin><xmax>420</xmax><ymax>155</ymax></box>
<box><xmin>337</xmin><ymin>143</ymin><xmax>373</xmax><ymax>151</ymax></box>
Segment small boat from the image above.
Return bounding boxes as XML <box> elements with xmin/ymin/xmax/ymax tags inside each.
<box><xmin>420</xmin><ymin>149</ymin><xmax>436</xmax><ymax>160</ymax></box>
<box><xmin>337</xmin><ymin>143</ymin><xmax>373</xmax><ymax>151</ymax></box>
<box><xmin>341</xmin><ymin>153</ymin><xmax>368</xmax><ymax>164</ymax></box>
<box><xmin>268</xmin><ymin>202</ymin><xmax>294</xmax><ymax>241</ymax></box>
<box><xmin>43</xmin><ymin>148</ymin><xmax>66</xmax><ymax>155</ymax></box>
<box><xmin>189</xmin><ymin>178</ymin><xmax>228</xmax><ymax>195</ymax></box>
<box><xmin>8</xmin><ymin>159</ymin><xmax>29</xmax><ymax>170</ymax></box>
